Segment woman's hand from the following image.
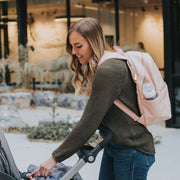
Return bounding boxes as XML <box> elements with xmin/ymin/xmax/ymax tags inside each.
<box><xmin>32</xmin><ymin>156</ymin><xmax>57</xmax><ymax>178</ymax></box>
<box><xmin>26</xmin><ymin>173</ymin><xmax>35</xmax><ymax>180</ymax></box>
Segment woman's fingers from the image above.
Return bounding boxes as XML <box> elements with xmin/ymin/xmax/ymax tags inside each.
<box><xmin>32</xmin><ymin>157</ymin><xmax>57</xmax><ymax>178</ymax></box>
<box><xmin>44</xmin><ymin>170</ymin><xmax>50</xmax><ymax>177</ymax></box>
<box><xmin>33</xmin><ymin>167</ymin><xmax>41</xmax><ymax>178</ymax></box>
<box><xmin>38</xmin><ymin>166</ymin><xmax>46</xmax><ymax>177</ymax></box>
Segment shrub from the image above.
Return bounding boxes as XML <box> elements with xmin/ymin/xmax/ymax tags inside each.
<box><xmin>25</xmin><ymin>121</ymin><xmax>73</xmax><ymax>141</ymax></box>
<box><xmin>4</xmin><ymin>121</ymin><xmax>103</xmax><ymax>145</ymax></box>
<box><xmin>1</xmin><ymin>54</ymin><xmax>74</xmax><ymax>93</ymax></box>
<box><xmin>4</xmin><ymin>122</ymin><xmax>160</xmax><ymax>145</ymax></box>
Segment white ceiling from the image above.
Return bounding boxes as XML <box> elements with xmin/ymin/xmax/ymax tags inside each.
<box><xmin>27</xmin><ymin>0</ymin><xmax>162</xmax><ymax>9</ymax></box>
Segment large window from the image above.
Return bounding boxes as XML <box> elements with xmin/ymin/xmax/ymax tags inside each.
<box><xmin>0</xmin><ymin>0</ymin><xmax>165</xmax><ymax>92</ymax></box>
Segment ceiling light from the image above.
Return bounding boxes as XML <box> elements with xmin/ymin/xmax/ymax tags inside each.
<box><xmin>54</xmin><ymin>15</ymin><xmax>85</xmax><ymax>23</ymax></box>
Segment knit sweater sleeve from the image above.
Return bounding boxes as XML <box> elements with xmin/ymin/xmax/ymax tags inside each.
<box><xmin>52</xmin><ymin>59</ymin><xmax>127</xmax><ymax>162</ymax></box>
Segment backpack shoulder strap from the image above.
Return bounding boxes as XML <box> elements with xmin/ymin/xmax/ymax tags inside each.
<box><xmin>98</xmin><ymin>52</ymin><xmax>127</xmax><ymax>66</ymax></box>
<box><xmin>114</xmin><ymin>99</ymin><xmax>141</xmax><ymax>122</ymax></box>
<box><xmin>98</xmin><ymin>47</ymin><xmax>143</xmax><ymax>123</ymax></box>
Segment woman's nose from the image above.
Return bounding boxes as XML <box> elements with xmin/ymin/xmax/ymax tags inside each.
<box><xmin>72</xmin><ymin>47</ymin><xmax>77</xmax><ymax>55</ymax></box>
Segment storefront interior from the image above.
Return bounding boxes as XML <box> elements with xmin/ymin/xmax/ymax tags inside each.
<box><xmin>0</xmin><ymin>0</ymin><xmax>180</xmax><ymax>128</ymax></box>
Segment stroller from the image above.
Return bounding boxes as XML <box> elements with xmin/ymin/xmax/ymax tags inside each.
<box><xmin>0</xmin><ymin>124</ymin><xmax>112</xmax><ymax>180</ymax></box>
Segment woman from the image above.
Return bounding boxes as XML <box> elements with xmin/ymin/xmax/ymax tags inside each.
<box><xmin>32</xmin><ymin>17</ymin><xmax>155</xmax><ymax>180</ymax></box>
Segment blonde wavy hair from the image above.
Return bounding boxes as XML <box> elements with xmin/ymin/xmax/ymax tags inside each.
<box><xmin>66</xmin><ymin>17</ymin><xmax>109</xmax><ymax>95</ymax></box>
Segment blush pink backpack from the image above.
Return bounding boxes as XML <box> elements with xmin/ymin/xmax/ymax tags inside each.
<box><xmin>98</xmin><ymin>46</ymin><xmax>172</xmax><ymax>126</ymax></box>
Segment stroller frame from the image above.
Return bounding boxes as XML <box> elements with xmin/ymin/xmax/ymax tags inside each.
<box><xmin>0</xmin><ymin>124</ymin><xmax>112</xmax><ymax>180</ymax></box>
<box><xmin>61</xmin><ymin>124</ymin><xmax>112</xmax><ymax>180</ymax></box>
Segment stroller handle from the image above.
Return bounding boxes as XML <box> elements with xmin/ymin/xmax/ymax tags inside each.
<box><xmin>61</xmin><ymin>124</ymin><xmax>112</xmax><ymax>180</ymax></box>
<box><xmin>85</xmin><ymin>124</ymin><xmax>112</xmax><ymax>163</ymax></box>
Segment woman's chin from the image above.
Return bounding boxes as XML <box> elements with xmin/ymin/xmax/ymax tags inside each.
<box><xmin>79</xmin><ymin>60</ymin><xmax>85</xmax><ymax>64</ymax></box>
<box><xmin>78</xmin><ymin>58</ymin><xmax>89</xmax><ymax>65</ymax></box>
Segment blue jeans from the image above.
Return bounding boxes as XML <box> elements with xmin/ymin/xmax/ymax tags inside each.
<box><xmin>99</xmin><ymin>143</ymin><xmax>155</xmax><ymax>180</ymax></box>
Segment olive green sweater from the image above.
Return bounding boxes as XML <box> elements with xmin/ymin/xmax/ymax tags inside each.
<box><xmin>52</xmin><ymin>58</ymin><xmax>155</xmax><ymax>162</ymax></box>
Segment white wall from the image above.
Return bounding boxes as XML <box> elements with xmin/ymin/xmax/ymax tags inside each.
<box><xmin>27</xmin><ymin>11</ymin><xmax>67</xmax><ymax>64</ymax></box>
<box><xmin>8</xmin><ymin>22</ymin><xmax>19</xmax><ymax>62</ymax></box>
<box><xmin>120</xmin><ymin>6</ymin><xmax>164</xmax><ymax>68</ymax></box>
<box><xmin>8</xmin><ymin>10</ymin><xmax>67</xmax><ymax>64</ymax></box>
